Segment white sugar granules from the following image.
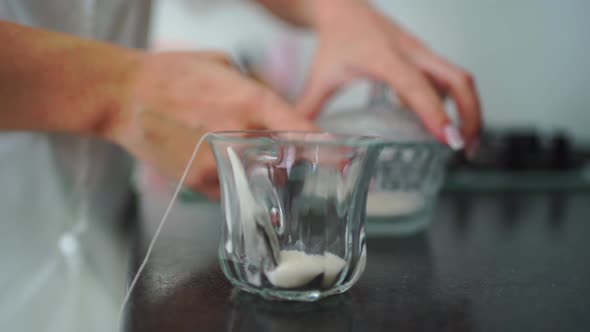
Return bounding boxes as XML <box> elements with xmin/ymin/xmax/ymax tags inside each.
<box><xmin>265</xmin><ymin>250</ymin><xmax>346</xmax><ymax>289</ymax></box>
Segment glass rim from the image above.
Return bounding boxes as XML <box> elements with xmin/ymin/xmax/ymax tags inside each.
<box><xmin>207</xmin><ymin>130</ymin><xmax>447</xmax><ymax>148</ymax></box>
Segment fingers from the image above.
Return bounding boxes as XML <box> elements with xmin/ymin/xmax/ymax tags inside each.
<box><xmin>185</xmin><ymin>158</ymin><xmax>219</xmax><ymax>192</ymax></box>
<box><xmin>182</xmin><ymin>81</ymin><xmax>317</xmax><ymax>196</ymax></box>
<box><xmin>412</xmin><ymin>53</ymin><xmax>482</xmax><ymax>145</ymax></box>
<box><xmin>254</xmin><ymin>88</ymin><xmax>320</xmax><ymax>132</ymax></box>
<box><xmin>194</xmin><ymin>50</ymin><xmax>233</xmax><ymax>67</ymax></box>
<box><xmin>297</xmin><ymin>53</ymin><xmax>464</xmax><ymax>149</ymax></box>
<box><xmin>296</xmin><ymin>64</ymin><xmax>358</xmax><ymax>119</ymax></box>
<box><xmin>200</xmin><ymin>183</ymin><xmax>221</xmax><ymax>200</ymax></box>
<box><xmin>184</xmin><ymin>86</ymin><xmax>318</xmax><ymax>196</ymax></box>
<box><xmin>374</xmin><ymin>56</ymin><xmax>464</xmax><ymax>149</ymax></box>
<box><xmin>186</xmin><ymin>175</ymin><xmax>220</xmax><ymax>200</ymax></box>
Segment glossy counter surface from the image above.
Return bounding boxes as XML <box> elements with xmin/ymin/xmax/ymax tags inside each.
<box><xmin>123</xmin><ymin>192</ymin><xmax>590</xmax><ymax>331</ymax></box>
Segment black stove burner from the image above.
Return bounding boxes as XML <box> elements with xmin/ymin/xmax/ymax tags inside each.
<box><xmin>450</xmin><ymin>129</ymin><xmax>588</xmax><ymax>172</ymax></box>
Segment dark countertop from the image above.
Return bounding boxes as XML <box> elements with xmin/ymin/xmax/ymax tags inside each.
<box><xmin>123</xmin><ymin>192</ymin><xmax>590</xmax><ymax>331</ymax></box>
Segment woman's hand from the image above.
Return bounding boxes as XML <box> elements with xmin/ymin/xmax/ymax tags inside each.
<box><xmin>296</xmin><ymin>0</ymin><xmax>481</xmax><ymax>149</ymax></box>
<box><xmin>111</xmin><ymin>51</ymin><xmax>316</xmax><ymax>198</ymax></box>
<box><xmin>0</xmin><ymin>22</ymin><xmax>316</xmax><ymax>199</ymax></box>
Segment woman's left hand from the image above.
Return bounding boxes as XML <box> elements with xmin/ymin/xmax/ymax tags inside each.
<box><xmin>296</xmin><ymin>0</ymin><xmax>481</xmax><ymax>150</ymax></box>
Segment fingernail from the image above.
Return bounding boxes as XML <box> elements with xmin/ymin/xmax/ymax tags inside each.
<box><xmin>443</xmin><ymin>125</ymin><xmax>465</xmax><ymax>151</ymax></box>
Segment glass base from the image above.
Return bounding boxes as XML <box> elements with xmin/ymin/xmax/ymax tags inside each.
<box><xmin>227</xmin><ymin>279</ymin><xmax>353</xmax><ymax>302</ymax></box>
<box><xmin>229</xmin><ymin>287</ymin><xmax>353</xmax><ymax>308</ymax></box>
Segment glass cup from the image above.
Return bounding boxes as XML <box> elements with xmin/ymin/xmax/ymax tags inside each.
<box><xmin>317</xmin><ymin>82</ymin><xmax>452</xmax><ymax>236</ymax></box>
<box><xmin>208</xmin><ymin>131</ymin><xmax>387</xmax><ymax>301</ymax></box>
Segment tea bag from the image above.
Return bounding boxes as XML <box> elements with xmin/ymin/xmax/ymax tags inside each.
<box><xmin>227</xmin><ymin>147</ymin><xmax>281</xmax><ymax>269</ymax></box>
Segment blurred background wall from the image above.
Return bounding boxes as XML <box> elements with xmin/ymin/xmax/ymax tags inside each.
<box><xmin>150</xmin><ymin>0</ymin><xmax>590</xmax><ymax>144</ymax></box>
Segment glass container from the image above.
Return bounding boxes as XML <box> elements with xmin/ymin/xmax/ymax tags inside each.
<box><xmin>208</xmin><ymin>131</ymin><xmax>388</xmax><ymax>301</ymax></box>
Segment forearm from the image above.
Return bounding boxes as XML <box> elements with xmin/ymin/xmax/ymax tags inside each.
<box><xmin>255</xmin><ymin>0</ymin><xmax>314</xmax><ymax>27</ymax></box>
<box><xmin>254</xmin><ymin>0</ymin><xmax>368</xmax><ymax>28</ymax></box>
<box><xmin>0</xmin><ymin>21</ymin><xmax>139</xmax><ymax>138</ymax></box>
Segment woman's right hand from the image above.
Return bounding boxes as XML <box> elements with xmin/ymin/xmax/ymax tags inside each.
<box><xmin>109</xmin><ymin>51</ymin><xmax>317</xmax><ymax>199</ymax></box>
<box><xmin>0</xmin><ymin>22</ymin><xmax>315</xmax><ymax>199</ymax></box>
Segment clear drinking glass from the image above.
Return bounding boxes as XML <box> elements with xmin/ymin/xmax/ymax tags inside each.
<box><xmin>317</xmin><ymin>82</ymin><xmax>452</xmax><ymax>236</ymax></box>
<box><xmin>207</xmin><ymin>131</ymin><xmax>387</xmax><ymax>301</ymax></box>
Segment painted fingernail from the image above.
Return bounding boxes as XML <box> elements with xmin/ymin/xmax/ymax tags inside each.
<box><xmin>443</xmin><ymin>125</ymin><xmax>465</xmax><ymax>151</ymax></box>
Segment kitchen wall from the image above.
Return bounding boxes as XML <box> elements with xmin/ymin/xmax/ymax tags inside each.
<box><xmin>151</xmin><ymin>0</ymin><xmax>590</xmax><ymax>143</ymax></box>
